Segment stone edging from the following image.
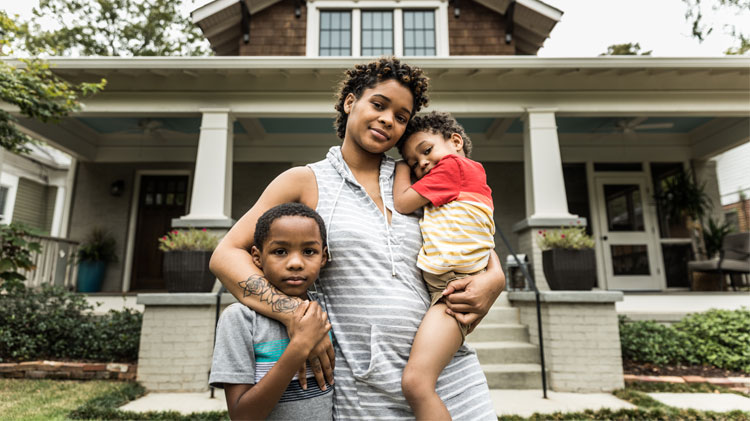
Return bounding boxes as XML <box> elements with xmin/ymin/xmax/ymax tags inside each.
<box><xmin>625</xmin><ymin>374</ymin><xmax>750</xmax><ymax>393</ymax></box>
<box><xmin>0</xmin><ymin>361</ymin><xmax>136</xmax><ymax>380</ymax></box>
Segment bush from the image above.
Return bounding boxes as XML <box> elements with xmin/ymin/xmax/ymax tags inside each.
<box><xmin>0</xmin><ymin>284</ymin><xmax>142</xmax><ymax>363</ymax></box>
<box><xmin>619</xmin><ymin>308</ymin><xmax>750</xmax><ymax>373</ymax></box>
<box><xmin>536</xmin><ymin>226</ymin><xmax>594</xmax><ymax>251</ymax></box>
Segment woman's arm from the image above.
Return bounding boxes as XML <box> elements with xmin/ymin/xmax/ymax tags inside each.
<box><xmin>224</xmin><ymin>301</ymin><xmax>331</xmax><ymax>419</ymax></box>
<box><xmin>209</xmin><ymin>166</ymin><xmax>334</xmax><ymax>388</ymax></box>
<box><xmin>393</xmin><ymin>161</ymin><xmax>429</xmax><ymax>214</ymax></box>
<box><xmin>442</xmin><ymin>250</ymin><xmax>505</xmax><ymax>332</ymax></box>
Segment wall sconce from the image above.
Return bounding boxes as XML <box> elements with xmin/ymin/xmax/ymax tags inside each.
<box><xmin>110</xmin><ymin>179</ymin><xmax>125</xmax><ymax>197</ymax></box>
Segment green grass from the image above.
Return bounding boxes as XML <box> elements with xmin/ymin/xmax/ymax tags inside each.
<box><xmin>0</xmin><ymin>379</ymin><xmax>125</xmax><ymax>420</ymax></box>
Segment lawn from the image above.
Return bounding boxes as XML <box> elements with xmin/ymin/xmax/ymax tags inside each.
<box><xmin>0</xmin><ymin>379</ymin><xmax>125</xmax><ymax>420</ymax></box>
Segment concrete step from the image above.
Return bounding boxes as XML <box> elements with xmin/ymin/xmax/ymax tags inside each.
<box><xmin>481</xmin><ymin>363</ymin><xmax>546</xmax><ymax>389</ymax></box>
<box><xmin>469</xmin><ymin>341</ymin><xmax>541</xmax><ymax>365</ymax></box>
<box><xmin>482</xmin><ymin>306</ymin><xmax>520</xmax><ymax>324</ymax></box>
<box><xmin>468</xmin><ymin>323</ymin><xmax>529</xmax><ymax>342</ymax></box>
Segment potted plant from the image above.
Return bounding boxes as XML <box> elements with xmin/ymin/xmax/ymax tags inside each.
<box><xmin>655</xmin><ymin>170</ymin><xmax>711</xmax><ymax>239</ymax></box>
<box><xmin>158</xmin><ymin>228</ymin><xmax>219</xmax><ymax>293</ymax></box>
<box><xmin>537</xmin><ymin>226</ymin><xmax>596</xmax><ymax>290</ymax></box>
<box><xmin>76</xmin><ymin>229</ymin><xmax>117</xmax><ymax>293</ymax></box>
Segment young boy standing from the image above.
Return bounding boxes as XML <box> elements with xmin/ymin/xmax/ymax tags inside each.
<box><xmin>394</xmin><ymin>111</ymin><xmax>497</xmax><ymax>420</ymax></box>
<box><xmin>209</xmin><ymin>203</ymin><xmax>333</xmax><ymax>420</ymax></box>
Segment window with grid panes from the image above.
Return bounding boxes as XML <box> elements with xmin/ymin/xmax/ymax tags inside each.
<box><xmin>361</xmin><ymin>10</ymin><xmax>393</xmax><ymax>56</ymax></box>
<box><xmin>320</xmin><ymin>11</ymin><xmax>352</xmax><ymax>56</ymax></box>
<box><xmin>403</xmin><ymin>10</ymin><xmax>436</xmax><ymax>56</ymax></box>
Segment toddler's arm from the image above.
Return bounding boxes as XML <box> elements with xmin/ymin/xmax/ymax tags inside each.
<box><xmin>224</xmin><ymin>301</ymin><xmax>331</xmax><ymax>420</ymax></box>
<box><xmin>394</xmin><ymin>161</ymin><xmax>430</xmax><ymax>214</ymax></box>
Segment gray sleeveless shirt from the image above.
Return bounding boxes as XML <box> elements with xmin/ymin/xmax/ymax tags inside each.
<box><xmin>309</xmin><ymin>147</ymin><xmax>495</xmax><ymax>420</ymax></box>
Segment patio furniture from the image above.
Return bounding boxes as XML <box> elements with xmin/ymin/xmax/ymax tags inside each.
<box><xmin>688</xmin><ymin>232</ymin><xmax>750</xmax><ymax>291</ymax></box>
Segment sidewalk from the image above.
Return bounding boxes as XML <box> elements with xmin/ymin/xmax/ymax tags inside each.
<box><xmin>119</xmin><ymin>386</ymin><xmax>750</xmax><ymax>417</ymax></box>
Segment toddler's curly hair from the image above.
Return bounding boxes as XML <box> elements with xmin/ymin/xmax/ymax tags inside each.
<box><xmin>396</xmin><ymin>111</ymin><xmax>473</xmax><ymax>158</ymax></box>
<box><xmin>334</xmin><ymin>57</ymin><xmax>430</xmax><ymax>140</ymax></box>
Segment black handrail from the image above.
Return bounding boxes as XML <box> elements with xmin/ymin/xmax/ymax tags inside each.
<box><xmin>496</xmin><ymin>228</ymin><xmax>548</xmax><ymax>399</ymax></box>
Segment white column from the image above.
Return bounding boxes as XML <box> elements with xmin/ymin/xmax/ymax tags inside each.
<box><xmin>176</xmin><ymin>109</ymin><xmax>234</xmax><ymax>228</ymax></box>
<box><xmin>523</xmin><ymin>108</ymin><xmax>576</xmax><ymax>221</ymax></box>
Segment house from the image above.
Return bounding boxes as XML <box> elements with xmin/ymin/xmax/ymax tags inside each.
<box><xmin>4</xmin><ymin>0</ymin><xmax>749</xmax><ymax>295</ymax></box>
<box><xmin>714</xmin><ymin>142</ymin><xmax>750</xmax><ymax>231</ymax></box>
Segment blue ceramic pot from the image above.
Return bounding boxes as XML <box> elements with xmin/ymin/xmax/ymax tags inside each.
<box><xmin>76</xmin><ymin>260</ymin><xmax>107</xmax><ymax>293</ymax></box>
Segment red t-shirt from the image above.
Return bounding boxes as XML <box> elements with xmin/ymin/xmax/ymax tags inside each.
<box><xmin>411</xmin><ymin>154</ymin><xmax>493</xmax><ymax>209</ymax></box>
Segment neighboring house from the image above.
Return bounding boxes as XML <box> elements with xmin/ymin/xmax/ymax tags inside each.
<box><xmin>0</xmin><ymin>144</ymin><xmax>73</xmax><ymax>237</ymax></box>
<box><xmin>714</xmin><ymin>142</ymin><xmax>750</xmax><ymax>231</ymax></box>
<box><xmin>4</xmin><ymin>0</ymin><xmax>749</xmax><ymax>293</ymax></box>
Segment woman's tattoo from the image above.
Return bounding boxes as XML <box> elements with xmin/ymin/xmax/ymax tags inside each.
<box><xmin>238</xmin><ymin>274</ymin><xmax>299</xmax><ymax>313</ymax></box>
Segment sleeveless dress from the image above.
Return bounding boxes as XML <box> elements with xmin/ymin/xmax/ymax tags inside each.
<box><xmin>308</xmin><ymin>146</ymin><xmax>496</xmax><ymax>420</ymax></box>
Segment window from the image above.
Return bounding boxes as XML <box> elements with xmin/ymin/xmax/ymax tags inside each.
<box><xmin>319</xmin><ymin>11</ymin><xmax>352</xmax><ymax>56</ymax></box>
<box><xmin>0</xmin><ymin>185</ymin><xmax>8</xmax><ymax>222</ymax></box>
<box><xmin>361</xmin><ymin>11</ymin><xmax>393</xmax><ymax>56</ymax></box>
<box><xmin>403</xmin><ymin>10</ymin><xmax>435</xmax><ymax>56</ymax></box>
<box><xmin>307</xmin><ymin>2</ymin><xmax>447</xmax><ymax>57</ymax></box>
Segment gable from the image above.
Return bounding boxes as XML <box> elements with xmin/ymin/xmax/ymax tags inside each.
<box><xmin>192</xmin><ymin>0</ymin><xmax>561</xmax><ymax>56</ymax></box>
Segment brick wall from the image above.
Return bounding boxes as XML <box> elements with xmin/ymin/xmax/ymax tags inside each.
<box><xmin>239</xmin><ymin>0</ymin><xmax>306</xmax><ymax>56</ymax></box>
<box><xmin>448</xmin><ymin>2</ymin><xmax>515</xmax><ymax>55</ymax></box>
<box><xmin>512</xmin><ymin>292</ymin><xmax>625</xmax><ymax>392</ymax></box>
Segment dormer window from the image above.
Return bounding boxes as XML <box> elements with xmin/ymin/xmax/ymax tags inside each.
<box><xmin>308</xmin><ymin>1</ymin><xmax>448</xmax><ymax>57</ymax></box>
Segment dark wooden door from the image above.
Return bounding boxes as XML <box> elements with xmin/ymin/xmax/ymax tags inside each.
<box><xmin>131</xmin><ymin>175</ymin><xmax>189</xmax><ymax>290</ymax></box>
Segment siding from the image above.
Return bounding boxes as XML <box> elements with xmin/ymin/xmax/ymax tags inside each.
<box><xmin>238</xmin><ymin>0</ymin><xmax>307</xmax><ymax>56</ymax></box>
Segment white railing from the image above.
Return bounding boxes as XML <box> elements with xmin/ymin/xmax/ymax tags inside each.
<box><xmin>21</xmin><ymin>235</ymin><xmax>80</xmax><ymax>290</ymax></box>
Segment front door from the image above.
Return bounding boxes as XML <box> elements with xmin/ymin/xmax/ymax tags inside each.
<box><xmin>594</xmin><ymin>176</ymin><xmax>664</xmax><ymax>290</ymax></box>
<box><xmin>130</xmin><ymin>175</ymin><xmax>189</xmax><ymax>290</ymax></box>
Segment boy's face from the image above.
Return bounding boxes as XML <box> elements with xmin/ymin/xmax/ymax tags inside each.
<box><xmin>402</xmin><ymin>130</ymin><xmax>464</xmax><ymax>179</ymax></box>
<box><xmin>251</xmin><ymin>216</ymin><xmax>327</xmax><ymax>299</ymax></box>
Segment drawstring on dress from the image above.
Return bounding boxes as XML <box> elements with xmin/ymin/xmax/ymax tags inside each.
<box><xmin>326</xmin><ymin>178</ymin><xmax>346</xmax><ymax>262</ymax></box>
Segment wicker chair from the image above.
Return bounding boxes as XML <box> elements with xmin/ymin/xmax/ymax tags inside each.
<box><xmin>688</xmin><ymin>232</ymin><xmax>750</xmax><ymax>291</ymax></box>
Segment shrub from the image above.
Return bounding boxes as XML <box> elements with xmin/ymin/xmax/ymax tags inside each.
<box><xmin>0</xmin><ymin>222</ymin><xmax>41</xmax><ymax>290</ymax></box>
<box><xmin>619</xmin><ymin>308</ymin><xmax>750</xmax><ymax>373</ymax></box>
<box><xmin>536</xmin><ymin>226</ymin><xmax>594</xmax><ymax>251</ymax></box>
<box><xmin>0</xmin><ymin>284</ymin><xmax>142</xmax><ymax>363</ymax></box>
<box><xmin>158</xmin><ymin>228</ymin><xmax>219</xmax><ymax>252</ymax></box>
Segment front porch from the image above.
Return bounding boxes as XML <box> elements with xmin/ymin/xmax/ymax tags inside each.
<box><xmin>7</xmin><ymin>56</ymin><xmax>749</xmax><ymax>294</ymax></box>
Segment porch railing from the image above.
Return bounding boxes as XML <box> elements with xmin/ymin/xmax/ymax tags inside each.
<box><xmin>21</xmin><ymin>235</ymin><xmax>80</xmax><ymax>290</ymax></box>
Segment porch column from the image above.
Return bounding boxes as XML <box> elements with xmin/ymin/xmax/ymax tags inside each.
<box><xmin>174</xmin><ymin>109</ymin><xmax>234</xmax><ymax>229</ymax></box>
<box><xmin>513</xmin><ymin>108</ymin><xmax>585</xmax><ymax>290</ymax></box>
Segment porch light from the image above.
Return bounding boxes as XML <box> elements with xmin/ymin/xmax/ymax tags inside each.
<box><xmin>110</xmin><ymin>179</ymin><xmax>125</xmax><ymax>197</ymax></box>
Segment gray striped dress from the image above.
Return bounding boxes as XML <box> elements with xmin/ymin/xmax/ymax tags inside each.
<box><xmin>308</xmin><ymin>147</ymin><xmax>496</xmax><ymax>420</ymax></box>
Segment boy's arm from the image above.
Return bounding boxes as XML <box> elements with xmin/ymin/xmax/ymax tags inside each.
<box><xmin>393</xmin><ymin>161</ymin><xmax>430</xmax><ymax>214</ymax></box>
<box><xmin>224</xmin><ymin>301</ymin><xmax>331</xmax><ymax>420</ymax></box>
<box><xmin>210</xmin><ymin>166</ymin><xmax>335</xmax><ymax>389</ymax></box>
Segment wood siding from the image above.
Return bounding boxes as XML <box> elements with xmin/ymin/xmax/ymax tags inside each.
<box><xmin>239</xmin><ymin>0</ymin><xmax>306</xmax><ymax>56</ymax></box>
<box><xmin>448</xmin><ymin>2</ymin><xmax>516</xmax><ymax>55</ymax></box>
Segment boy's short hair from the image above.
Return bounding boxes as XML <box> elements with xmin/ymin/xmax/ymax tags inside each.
<box><xmin>396</xmin><ymin>111</ymin><xmax>473</xmax><ymax>158</ymax></box>
<box><xmin>254</xmin><ymin>203</ymin><xmax>327</xmax><ymax>250</ymax></box>
<box><xmin>334</xmin><ymin>57</ymin><xmax>430</xmax><ymax>140</ymax></box>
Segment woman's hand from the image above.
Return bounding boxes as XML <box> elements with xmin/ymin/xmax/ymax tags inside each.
<box><xmin>442</xmin><ymin>250</ymin><xmax>505</xmax><ymax>333</ymax></box>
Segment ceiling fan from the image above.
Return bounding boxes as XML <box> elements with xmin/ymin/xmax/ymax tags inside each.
<box><xmin>615</xmin><ymin>117</ymin><xmax>674</xmax><ymax>133</ymax></box>
<box><xmin>110</xmin><ymin>118</ymin><xmax>180</xmax><ymax>139</ymax></box>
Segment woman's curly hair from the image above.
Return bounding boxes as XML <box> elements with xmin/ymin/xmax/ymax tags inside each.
<box><xmin>334</xmin><ymin>57</ymin><xmax>430</xmax><ymax>140</ymax></box>
<box><xmin>396</xmin><ymin>111</ymin><xmax>473</xmax><ymax>158</ymax></box>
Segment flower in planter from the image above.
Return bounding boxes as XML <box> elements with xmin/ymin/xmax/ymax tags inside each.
<box><xmin>157</xmin><ymin>228</ymin><xmax>219</xmax><ymax>252</ymax></box>
<box><xmin>536</xmin><ymin>227</ymin><xmax>594</xmax><ymax>251</ymax></box>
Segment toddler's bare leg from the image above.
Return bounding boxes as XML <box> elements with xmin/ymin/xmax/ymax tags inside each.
<box><xmin>402</xmin><ymin>303</ymin><xmax>463</xmax><ymax>421</ymax></box>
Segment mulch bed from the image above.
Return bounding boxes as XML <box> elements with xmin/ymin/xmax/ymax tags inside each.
<box><xmin>623</xmin><ymin>359</ymin><xmax>749</xmax><ymax>378</ymax></box>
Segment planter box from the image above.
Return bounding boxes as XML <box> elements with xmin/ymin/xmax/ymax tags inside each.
<box><xmin>163</xmin><ymin>250</ymin><xmax>215</xmax><ymax>292</ymax></box>
<box><xmin>542</xmin><ymin>249</ymin><xmax>596</xmax><ymax>290</ymax></box>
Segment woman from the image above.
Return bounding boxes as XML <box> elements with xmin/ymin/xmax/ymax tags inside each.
<box><xmin>210</xmin><ymin>57</ymin><xmax>504</xmax><ymax>420</ymax></box>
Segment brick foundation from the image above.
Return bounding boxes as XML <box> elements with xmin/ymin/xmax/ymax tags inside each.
<box><xmin>0</xmin><ymin>361</ymin><xmax>136</xmax><ymax>380</ymax></box>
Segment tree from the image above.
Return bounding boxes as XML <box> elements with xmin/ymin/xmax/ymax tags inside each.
<box><xmin>682</xmin><ymin>0</ymin><xmax>750</xmax><ymax>55</ymax></box>
<box><xmin>600</xmin><ymin>43</ymin><xmax>652</xmax><ymax>56</ymax></box>
<box><xmin>16</xmin><ymin>0</ymin><xmax>211</xmax><ymax>57</ymax></box>
<box><xmin>0</xmin><ymin>12</ymin><xmax>105</xmax><ymax>154</ymax></box>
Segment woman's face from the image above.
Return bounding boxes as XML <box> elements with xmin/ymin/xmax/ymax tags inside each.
<box><xmin>343</xmin><ymin>79</ymin><xmax>414</xmax><ymax>155</ymax></box>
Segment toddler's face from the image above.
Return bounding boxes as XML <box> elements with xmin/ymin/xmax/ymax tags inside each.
<box><xmin>251</xmin><ymin>216</ymin><xmax>327</xmax><ymax>299</ymax></box>
<box><xmin>402</xmin><ymin>131</ymin><xmax>464</xmax><ymax>179</ymax></box>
